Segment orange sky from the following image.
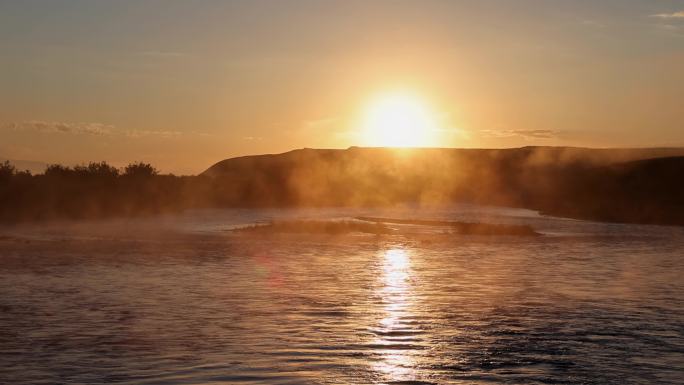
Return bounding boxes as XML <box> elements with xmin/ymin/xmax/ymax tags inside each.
<box><xmin>1</xmin><ymin>0</ymin><xmax>683</xmax><ymax>174</ymax></box>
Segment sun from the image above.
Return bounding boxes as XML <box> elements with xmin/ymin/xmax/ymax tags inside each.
<box><xmin>360</xmin><ymin>91</ymin><xmax>439</xmax><ymax>147</ymax></box>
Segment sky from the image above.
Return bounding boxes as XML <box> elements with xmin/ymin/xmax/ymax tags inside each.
<box><xmin>1</xmin><ymin>0</ymin><xmax>683</xmax><ymax>174</ymax></box>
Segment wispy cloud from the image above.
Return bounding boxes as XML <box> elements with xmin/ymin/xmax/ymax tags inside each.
<box><xmin>481</xmin><ymin>129</ymin><xmax>557</xmax><ymax>140</ymax></box>
<box><xmin>3</xmin><ymin>121</ymin><xmax>114</xmax><ymax>135</ymax></box>
<box><xmin>2</xmin><ymin>121</ymin><xmax>190</xmax><ymax>139</ymax></box>
<box><xmin>125</xmin><ymin>130</ymin><xmax>182</xmax><ymax>138</ymax></box>
<box><xmin>651</xmin><ymin>11</ymin><xmax>684</xmax><ymax>19</ymax></box>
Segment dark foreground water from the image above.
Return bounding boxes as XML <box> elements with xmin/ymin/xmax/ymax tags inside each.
<box><xmin>1</xmin><ymin>206</ymin><xmax>683</xmax><ymax>384</ymax></box>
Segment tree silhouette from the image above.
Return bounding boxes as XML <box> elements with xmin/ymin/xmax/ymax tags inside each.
<box><xmin>124</xmin><ymin>162</ymin><xmax>158</xmax><ymax>178</ymax></box>
<box><xmin>75</xmin><ymin>162</ymin><xmax>120</xmax><ymax>178</ymax></box>
<box><xmin>0</xmin><ymin>161</ymin><xmax>16</xmax><ymax>181</ymax></box>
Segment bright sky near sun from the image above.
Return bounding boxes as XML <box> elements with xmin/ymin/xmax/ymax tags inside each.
<box><xmin>1</xmin><ymin>0</ymin><xmax>683</xmax><ymax>173</ymax></box>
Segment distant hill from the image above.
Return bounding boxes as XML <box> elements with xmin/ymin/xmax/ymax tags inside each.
<box><xmin>203</xmin><ymin>146</ymin><xmax>684</xmax><ymax>225</ymax></box>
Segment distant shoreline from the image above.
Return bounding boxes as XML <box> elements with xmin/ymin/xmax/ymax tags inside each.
<box><xmin>2</xmin><ymin>147</ymin><xmax>683</xmax><ymax>226</ymax></box>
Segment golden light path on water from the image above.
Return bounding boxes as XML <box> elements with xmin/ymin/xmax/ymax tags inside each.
<box><xmin>372</xmin><ymin>248</ymin><xmax>418</xmax><ymax>380</ymax></box>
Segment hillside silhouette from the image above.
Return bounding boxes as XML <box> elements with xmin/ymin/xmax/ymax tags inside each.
<box><xmin>2</xmin><ymin>146</ymin><xmax>684</xmax><ymax>225</ymax></box>
<box><xmin>202</xmin><ymin>146</ymin><xmax>684</xmax><ymax>225</ymax></box>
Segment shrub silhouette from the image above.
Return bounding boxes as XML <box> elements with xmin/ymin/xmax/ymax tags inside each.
<box><xmin>0</xmin><ymin>161</ymin><xmax>210</xmax><ymax>221</ymax></box>
<box><xmin>124</xmin><ymin>162</ymin><xmax>158</xmax><ymax>178</ymax></box>
<box><xmin>0</xmin><ymin>161</ymin><xmax>16</xmax><ymax>181</ymax></box>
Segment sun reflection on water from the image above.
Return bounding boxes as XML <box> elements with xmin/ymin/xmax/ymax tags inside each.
<box><xmin>384</xmin><ymin>249</ymin><xmax>410</xmax><ymax>280</ymax></box>
<box><xmin>371</xmin><ymin>247</ymin><xmax>419</xmax><ymax>381</ymax></box>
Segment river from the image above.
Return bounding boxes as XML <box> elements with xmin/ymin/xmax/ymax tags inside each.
<box><xmin>1</xmin><ymin>205</ymin><xmax>683</xmax><ymax>384</ymax></box>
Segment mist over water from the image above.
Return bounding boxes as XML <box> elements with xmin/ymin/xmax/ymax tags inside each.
<box><xmin>1</xmin><ymin>206</ymin><xmax>683</xmax><ymax>384</ymax></box>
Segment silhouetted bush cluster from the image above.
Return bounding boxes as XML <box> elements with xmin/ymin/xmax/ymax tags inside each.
<box><xmin>0</xmin><ymin>161</ymin><xmax>219</xmax><ymax>222</ymax></box>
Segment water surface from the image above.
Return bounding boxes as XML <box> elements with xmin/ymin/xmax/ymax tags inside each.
<box><xmin>1</xmin><ymin>206</ymin><xmax>683</xmax><ymax>384</ymax></box>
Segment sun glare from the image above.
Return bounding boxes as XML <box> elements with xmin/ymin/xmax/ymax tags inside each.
<box><xmin>361</xmin><ymin>92</ymin><xmax>439</xmax><ymax>147</ymax></box>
